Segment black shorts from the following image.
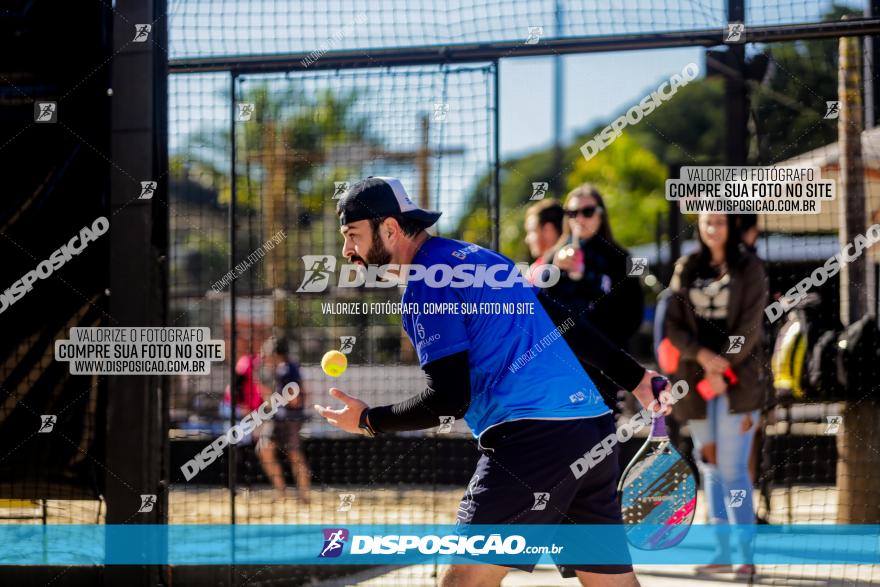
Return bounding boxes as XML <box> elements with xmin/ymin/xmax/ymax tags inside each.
<box><xmin>256</xmin><ymin>419</ymin><xmax>303</xmax><ymax>452</ymax></box>
<box><xmin>456</xmin><ymin>415</ymin><xmax>632</xmax><ymax>575</ymax></box>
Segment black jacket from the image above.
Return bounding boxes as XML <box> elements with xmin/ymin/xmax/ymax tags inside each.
<box><xmin>543</xmin><ymin>236</ymin><xmax>644</xmax><ymax>404</ymax></box>
<box><xmin>665</xmin><ymin>250</ymin><xmax>772</xmax><ymax>422</ymax></box>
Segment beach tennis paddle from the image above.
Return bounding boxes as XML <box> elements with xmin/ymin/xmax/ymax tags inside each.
<box><xmin>618</xmin><ymin>376</ymin><xmax>696</xmax><ymax>550</ymax></box>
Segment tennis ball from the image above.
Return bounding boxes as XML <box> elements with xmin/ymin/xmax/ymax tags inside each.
<box><xmin>321</xmin><ymin>350</ymin><xmax>348</xmax><ymax>377</ymax></box>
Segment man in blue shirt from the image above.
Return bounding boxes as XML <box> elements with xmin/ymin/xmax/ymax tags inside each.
<box><xmin>315</xmin><ymin>177</ymin><xmax>669</xmax><ymax>586</ymax></box>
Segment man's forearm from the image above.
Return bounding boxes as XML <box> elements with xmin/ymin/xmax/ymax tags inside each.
<box><xmin>536</xmin><ymin>290</ymin><xmax>645</xmax><ymax>392</ymax></box>
<box><xmin>366</xmin><ymin>351</ymin><xmax>471</xmax><ymax>433</ymax></box>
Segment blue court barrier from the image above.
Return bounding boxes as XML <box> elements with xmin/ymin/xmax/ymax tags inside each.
<box><xmin>1</xmin><ymin>524</ymin><xmax>878</xmax><ymax>565</ymax></box>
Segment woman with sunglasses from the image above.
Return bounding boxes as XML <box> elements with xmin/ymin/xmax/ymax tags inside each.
<box><xmin>548</xmin><ymin>184</ymin><xmax>644</xmax><ymax>411</ymax></box>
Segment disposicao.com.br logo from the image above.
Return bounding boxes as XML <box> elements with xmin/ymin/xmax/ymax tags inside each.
<box><xmin>318</xmin><ymin>528</ymin><xmax>349</xmax><ymax>558</ymax></box>
<box><xmin>317</xmin><ymin>528</ymin><xmax>553</xmax><ymax>558</ymax></box>
<box><xmin>296</xmin><ymin>255</ymin><xmax>560</xmax><ymax>292</ymax></box>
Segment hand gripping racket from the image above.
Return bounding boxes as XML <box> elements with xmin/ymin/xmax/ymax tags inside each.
<box><xmin>618</xmin><ymin>376</ymin><xmax>697</xmax><ymax>550</ymax></box>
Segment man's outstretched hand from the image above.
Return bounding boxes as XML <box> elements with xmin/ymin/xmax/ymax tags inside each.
<box><xmin>314</xmin><ymin>388</ymin><xmax>369</xmax><ymax>435</ymax></box>
<box><xmin>631</xmin><ymin>369</ymin><xmax>673</xmax><ymax>416</ymax></box>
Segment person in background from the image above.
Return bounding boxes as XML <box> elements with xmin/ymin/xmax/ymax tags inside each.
<box><xmin>664</xmin><ymin>213</ymin><xmax>770</xmax><ymax>577</ymax></box>
<box><xmin>256</xmin><ymin>336</ymin><xmax>312</xmax><ymax>502</ymax></box>
<box><xmin>221</xmin><ymin>353</ymin><xmax>266</xmax><ymax>419</ymax></box>
<box><xmin>549</xmin><ymin>184</ymin><xmax>644</xmax><ymax>411</ymax></box>
<box><xmin>524</xmin><ymin>199</ymin><xmax>564</xmax><ymax>273</ymax></box>
<box><xmin>737</xmin><ymin>214</ymin><xmax>760</xmax><ymax>253</ymax></box>
<box><xmin>734</xmin><ymin>213</ymin><xmax>772</xmax><ymax>508</ymax></box>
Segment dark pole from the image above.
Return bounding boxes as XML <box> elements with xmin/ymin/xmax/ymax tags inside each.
<box><xmin>655</xmin><ymin>211</ymin><xmax>663</xmax><ymax>272</ymax></box>
<box><xmin>837</xmin><ymin>32</ymin><xmax>879</xmax><ymax>526</ymax></box>
<box><xmin>105</xmin><ymin>0</ymin><xmax>167</xmax><ymax>585</ymax></box>
<box><xmin>865</xmin><ymin>0</ymin><xmax>880</xmax><ymax>128</ymax></box>
<box><xmin>492</xmin><ymin>61</ymin><xmax>501</xmax><ymax>252</ymax></box>
<box><xmin>726</xmin><ymin>0</ymin><xmax>748</xmax><ymax>166</ymax></box>
<box><xmin>838</xmin><ymin>36</ymin><xmax>868</xmax><ymax>326</ymax></box>
<box><xmin>667</xmin><ymin>163</ymin><xmax>683</xmax><ymax>282</ymax></box>
<box><xmin>867</xmin><ymin>1</ymin><xmax>880</xmax><ymax>315</ymax></box>
<box><xmin>552</xmin><ymin>0</ymin><xmax>564</xmax><ymax>192</ymax></box>
<box><xmin>228</xmin><ymin>71</ymin><xmax>238</xmax><ymax>581</ymax></box>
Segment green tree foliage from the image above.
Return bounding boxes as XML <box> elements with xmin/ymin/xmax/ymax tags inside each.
<box><xmin>457</xmin><ymin>134</ymin><xmax>670</xmax><ymax>259</ymax></box>
<box><xmin>171</xmin><ymin>82</ymin><xmax>373</xmax><ymax>288</ymax></box>
<box><xmin>750</xmin><ymin>4</ymin><xmax>858</xmax><ymax>164</ymax></box>
<box><xmin>456</xmin><ymin>148</ymin><xmax>570</xmax><ymax>259</ymax></box>
<box><xmin>626</xmin><ymin>78</ymin><xmax>724</xmax><ymax>166</ymax></box>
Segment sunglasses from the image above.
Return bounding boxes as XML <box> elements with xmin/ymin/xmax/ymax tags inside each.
<box><xmin>565</xmin><ymin>206</ymin><xmax>601</xmax><ymax>219</ymax></box>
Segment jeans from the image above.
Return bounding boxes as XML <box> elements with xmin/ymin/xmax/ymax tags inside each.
<box><xmin>688</xmin><ymin>393</ymin><xmax>759</xmax><ymax>561</ymax></box>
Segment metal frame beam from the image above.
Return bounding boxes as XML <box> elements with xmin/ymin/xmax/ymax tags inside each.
<box><xmin>170</xmin><ymin>18</ymin><xmax>880</xmax><ymax>74</ymax></box>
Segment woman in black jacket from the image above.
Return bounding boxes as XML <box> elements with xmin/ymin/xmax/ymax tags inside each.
<box><xmin>549</xmin><ymin>184</ymin><xmax>644</xmax><ymax>410</ymax></box>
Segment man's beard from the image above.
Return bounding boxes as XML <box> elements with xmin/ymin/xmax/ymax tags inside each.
<box><xmin>349</xmin><ymin>227</ymin><xmax>393</xmax><ymax>267</ymax></box>
<box><xmin>364</xmin><ymin>228</ymin><xmax>392</xmax><ymax>266</ymax></box>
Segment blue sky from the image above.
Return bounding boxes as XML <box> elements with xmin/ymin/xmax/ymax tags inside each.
<box><xmin>499</xmin><ymin>47</ymin><xmax>703</xmax><ymax>157</ymax></box>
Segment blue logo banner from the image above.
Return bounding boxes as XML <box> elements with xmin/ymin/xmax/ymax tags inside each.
<box><xmin>1</xmin><ymin>525</ymin><xmax>879</xmax><ymax>565</ymax></box>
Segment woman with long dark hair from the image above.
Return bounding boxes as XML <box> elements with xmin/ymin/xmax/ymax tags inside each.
<box><xmin>665</xmin><ymin>213</ymin><xmax>770</xmax><ymax>577</ymax></box>
<box><xmin>549</xmin><ymin>184</ymin><xmax>644</xmax><ymax>410</ymax></box>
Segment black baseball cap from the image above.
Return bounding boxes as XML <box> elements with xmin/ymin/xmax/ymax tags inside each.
<box><xmin>337</xmin><ymin>176</ymin><xmax>442</xmax><ymax>228</ymax></box>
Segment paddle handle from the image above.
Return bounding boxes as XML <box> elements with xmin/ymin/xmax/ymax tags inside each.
<box><xmin>650</xmin><ymin>376</ymin><xmax>669</xmax><ymax>437</ymax></box>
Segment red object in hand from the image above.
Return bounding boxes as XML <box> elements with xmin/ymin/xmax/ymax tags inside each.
<box><xmin>696</xmin><ymin>368</ymin><xmax>737</xmax><ymax>401</ymax></box>
<box><xmin>696</xmin><ymin>379</ymin><xmax>716</xmax><ymax>401</ymax></box>
<box><xmin>571</xmin><ymin>247</ymin><xmax>584</xmax><ymax>278</ymax></box>
<box><xmin>657</xmin><ymin>337</ymin><xmax>680</xmax><ymax>375</ymax></box>
<box><xmin>560</xmin><ymin>245</ymin><xmax>584</xmax><ymax>281</ymax></box>
<box><xmin>723</xmin><ymin>367</ymin><xmax>738</xmax><ymax>386</ymax></box>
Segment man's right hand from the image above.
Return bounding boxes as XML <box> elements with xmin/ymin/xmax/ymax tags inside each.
<box><xmin>314</xmin><ymin>388</ymin><xmax>369</xmax><ymax>435</ymax></box>
<box><xmin>631</xmin><ymin>369</ymin><xmax>672</xmax><ymax>416</ymax></box>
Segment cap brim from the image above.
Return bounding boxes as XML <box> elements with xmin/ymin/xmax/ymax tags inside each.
<box><xmin>401</xmin><ymin>209</ymin><xmax>442</xmax><ymax>227</ymax></box>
